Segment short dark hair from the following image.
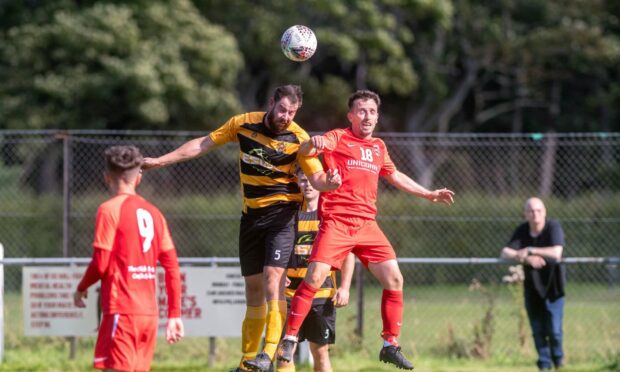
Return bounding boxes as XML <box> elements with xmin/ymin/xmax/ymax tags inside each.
<box><xmin>347</xmin><ymin>90</ymin><xmax>381</xmax><ymax>110</ymax></box>
<box><xmin>104</xmin><ymin>145</ymin><xmax>143</xmax><ymax>174</ymax></box>
<box><xmin>272</xmin><ymin>85</ymin><xmax>303</xmax><ymax>107</ymax></box>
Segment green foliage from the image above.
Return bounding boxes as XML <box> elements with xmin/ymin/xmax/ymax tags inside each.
<box><xmin>3</xmin><ymin>1</ymin><xmax>620</xmax><ymax>133</ymax></box>
<box><xmin>0</xmin><ymin>174</ymin><xmax>63</xmax><ymax>260</ymax></box>
<box><xmin>434</xmin><ymin>279</ymin><xmax>500</xmax><ymax>360</ymax></box>
<box><xmin>195</xmin><ymin>0</ymin><xmax>421</xmax><ymax>122</ymax></box>
<box><xmin>469</xmin><ymin>279</ymin><xmax>498</xmax><ymax>359</ymax></box>
<box><xmin>504</xmin><ymin>266</ymin><xmax>528</xmax><ymax>349</ymax></box>
<box><xmin>0</xmin><ymin>0</ymin><xmax>243</xmax><ymax>131</ymax></box>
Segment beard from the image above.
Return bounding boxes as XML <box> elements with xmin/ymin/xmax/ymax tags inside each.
<box><xmin>265</xmin><ymin>110</ymin><xmax>289</xmax><ymax>133</ymax></box>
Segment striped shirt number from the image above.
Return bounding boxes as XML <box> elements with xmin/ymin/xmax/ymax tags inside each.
<box><xmin>136</xmin><ymin>208</ymin><xmax>154</xmax><ymax>253</ymax></box>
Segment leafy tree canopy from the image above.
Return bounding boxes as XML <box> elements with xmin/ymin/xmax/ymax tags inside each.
<box><xmin>0</xmin><ymin>0</ymin><xmax>243</xmax><ymax>130</ymax></box>
<box><xmin>1</xmin><ymin>0</ymin><xmax>619</xmax><ymax>133</ymax></box>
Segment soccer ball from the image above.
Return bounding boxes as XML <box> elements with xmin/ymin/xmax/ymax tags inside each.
<box><xmin>281</xmin><ymin>25</ymin><xmax>317</xmax><ymax>62</ymax></box>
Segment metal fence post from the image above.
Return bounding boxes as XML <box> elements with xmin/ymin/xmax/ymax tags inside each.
<box><xmin>208</xmin><ymin>259</ymin><xmax>216</xmax><ymax>369</ymax></box>
<box><xmin>60</xmin><ymin>132</ymin><xmax>77</xmax><ymax>359</ymax></box>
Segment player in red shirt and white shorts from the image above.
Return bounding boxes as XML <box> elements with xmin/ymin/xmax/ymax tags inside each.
<box><xmin>74</xmin><ymin>145</ymin><xmax>184</xmax><ymax>372</ymax></box>
<box><xmin>277</xmin><ymin>90</ymin><xmax>455</xmax><ymax>370</ymax></box>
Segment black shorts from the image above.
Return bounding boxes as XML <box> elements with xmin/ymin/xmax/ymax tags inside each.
<box><xmin>238</xmin><ymin>204</ymin><xmax>297</xmax><ymax>276</ymax></box>
<box><xmin>295</xmin><ymin>300</ymin><xmax>336</xmax><ymax>345</ymax></box>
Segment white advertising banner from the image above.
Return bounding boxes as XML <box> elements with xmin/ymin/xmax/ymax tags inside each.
<box><xmin>157</xmin><ymin>266</ymin><xmax>245</xmax><ymax>337</ymax></box>
<box><xmin>22</xmin><ymin>266</ymin><xmax>245</xmax><ymax>337</ymax></box>
<box><xmin>23</xmin><ymin>266</ymin><xmax>99</xmax><ymax>336</ymax></box>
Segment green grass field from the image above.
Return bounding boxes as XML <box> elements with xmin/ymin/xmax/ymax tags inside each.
<box><xmin>2</xmin><ymin>283</ymin><xmax>619</xmax><ymax>371</ymax></box>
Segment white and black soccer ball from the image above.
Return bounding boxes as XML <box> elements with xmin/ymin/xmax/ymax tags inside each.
<box><xmin>281</xmin><ymin>25</ymin><xmax>317</xmax><ymax>62</ymax></box>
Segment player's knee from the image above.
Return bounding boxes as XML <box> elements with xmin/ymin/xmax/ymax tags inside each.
<box><xmin>245</xmin><ymin>281</ymin><xmax>263</xmax><ymax>294</ymax></box>
<box><xmin>263</xmin><ymin>268</ymin><xmax>286</xmax><ymax>294</ymax></box>
<box><xmin>386</xmin><ymin>271</ymin><xmax>404</xmax><ymax>290</ymax></box>
<box><xmin>306</xmin><ymin>271</ymin><xmax>326</xmax><ymax>287</ymax></box>
<box><xmin>244</xmin><ymin>278</ymin><xmax>265</xmax><ymax>304</ymax></box>
<box><xmin>306</xmin><ymin>263</ymin><xmax>329</xmax><ymax>287</ymax></box>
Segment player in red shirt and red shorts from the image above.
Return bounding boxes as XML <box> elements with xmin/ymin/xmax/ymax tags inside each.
<box><xmin>74</xmin><ymin>145</ymin><xmax>184</xmax><ymax>372</ymax></box>
<box><xmin>278</xmin><ymin>90</ymin><xmax>455</xmax><ymax>370</ymax></box>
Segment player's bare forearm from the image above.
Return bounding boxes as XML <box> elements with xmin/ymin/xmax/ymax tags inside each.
<box><xmin>308</xmin><ymin>170</ymin><xmax>341</xmax><ymax>192</ymax></box>
<box><xmin>385</xmin><ymin>171</ymin><xmax>454</xmax><ymax>205</ymax></box>
<box><xmin>385</xmin><ymin>171</ymin><xmax>431</xmax><ymax>197</ymax></box>
<box><xmin>143</xmin><ymin>136</ymin><xmax>215</xmax><ymax>170</ymax></box>
<box><xmin>299</xmin><ymin>140</ymin><xmax>316</xmax><ymax>156</ymax></box>
<box><xmin>340</xmin><ymin>253</ymin><xmax>355</xmax><ymax>291</ymax></box>
<box><xmin>334</xmin><ymin>254</ymin><xmax>355</xmax><ymax>308</ymax></box>
<box><xmin>299</xmin><ymin>135</ymin><xmax>326</xmax><ymax>156</ymax></box>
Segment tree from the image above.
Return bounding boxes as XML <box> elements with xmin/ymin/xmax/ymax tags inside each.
<box><xmin>0</xmin><ymin>0</ymin><xmax>244</xmax><ymax>130</ymax></box>
<box><xmin>194</xmin><ymin>0</ymin><xmax>434</xmax><ymax>131</ymax></box>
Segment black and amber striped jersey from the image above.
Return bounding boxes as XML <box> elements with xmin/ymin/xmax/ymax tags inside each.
<box><xmin>209</xmin><ymin>112</ymin><xmax>323</xmax><ymax>214</ymax></box>
<box><xmin>285</xmin><ymin>210</ymin><xmax>337</xmax><ymax>303</ymax></box>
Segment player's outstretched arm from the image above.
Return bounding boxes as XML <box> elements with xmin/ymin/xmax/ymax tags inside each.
<box><xmin>384</xmin><ymin>170</ymin><xmax>454</xmax><ymax>206</ymax></box>
<box><xmin>143</xmin><ymin>136</ymin><xmax>217</xmax><ymax>170</ymax></box>
<box><xmin>333</xmin><ymin>253</ymin><xmax>355</xmax><ymax>308</ymax></box>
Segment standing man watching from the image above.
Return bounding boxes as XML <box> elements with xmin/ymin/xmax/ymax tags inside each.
<box><xmin>143</xmin><ymin>85</ymin><xmax>341</xmax><ymax>372</ymax></box>
<box><xmin>277</xmin><ymin>90</ymin><xmax>455</xmax><ymax>370</ymax></box>
<box><xmin>74</xmin><ymin>145</ymin><xmax>184</xmax><ymax>371</ymax></box>
<box><xmin>501</xmin><ymin>197</ymin><xmax>566</xmax><ymax>371</ymax></box>
<box><xmin>274</xmin><ymin>168</ymin><xmax>355</xmax><ymax>372</ymax></box>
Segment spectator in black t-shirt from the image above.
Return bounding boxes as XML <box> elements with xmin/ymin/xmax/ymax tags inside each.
<box><xmin>501</xmin><ymin>197</ymin><xmax>566</xmax><ymax>371</ymax></box>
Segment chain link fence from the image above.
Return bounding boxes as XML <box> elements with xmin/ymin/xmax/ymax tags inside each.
<box><xmin>1</xmin><ymin>130</ymin><xmax>619</xmax><ymax>366</ymax></box>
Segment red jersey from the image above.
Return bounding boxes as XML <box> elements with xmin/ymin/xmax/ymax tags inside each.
<box><xmin>92</xmin><ymin>194</ymin><xmax>176</xmax><ymax>315</ymax></box>
<box><xmin>318</xmin><ymin>127</ymin><xmax>396</xmax><ymax>219</ymax></box>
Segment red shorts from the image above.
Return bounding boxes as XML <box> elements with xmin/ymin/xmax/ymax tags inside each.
<box><xmin>94</xmin><ymin>313</ymin><xmax>158</xmax><ymax>371</ymax></box>
<box><xmin>310</xmin><ymin>215</ymin><xmax>396</xmax><ymax>269</ymax></box>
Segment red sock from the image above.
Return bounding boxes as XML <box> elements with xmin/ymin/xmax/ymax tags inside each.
<box><xmin>381</xmin><ymin>289</ymin><xmax>404</xmax><ymax>345</ymax></box>
<box><xmin>285</xmin><ymin>281</ymin><xmax>318</xmax><ymax>337</ymax></box>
